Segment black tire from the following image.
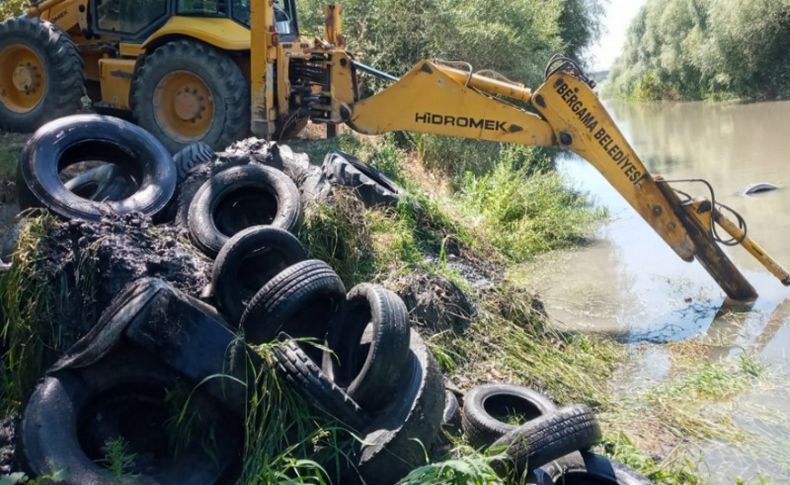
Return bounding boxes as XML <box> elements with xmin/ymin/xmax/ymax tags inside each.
<box><xmin>212</xmin><ymin>226</ymin><xmax>307</xmax><ymax>326</ymax></box>
<box><xmin>273</xmin><ymin>337</ymin><xmax>370</xmax><ymax>431</ymax></box>
<box><xmin>354</xmin><ymin>330</ymin><xmax>445</xmax><ymax>485</ymax></box>
<box><xmin>240</xmin><ymin>260</ymin><xmax>345</xmax><ymax>346</ymax></box>
<box><xmin>18</xmin><ymin>347</ymin><xmax>241</xmax><ymax>485</ymax></box>
<box><xmin>442</xmin><ymin>390</ymin><xmax>461</xmax><ymax>432</ymax></box>
<box><xmin>462</xmin><ymin>384</ymin><xmax>557</xmax><ymax>448</ymax></box>
<box><xmin>491</xmin><ymin>405</ymin><xmax>602</xmax><ymax>475</ymax></box>
<box><xmin>529</xmin><ymin>451</ymin><xmax>651</xmax><ymax>485</ymax></box>
<box><xmin>63</xmin><ymin>164</ymin><xmax>137</xmax><ymax>202</ymax></box>
<box><xmin>16</xmin><ymin>114</ymin><xmax>176</xmax><ymax>221</ymax></box>
<box><xmin>0</xmin><ymin>17</ymin><xmax>84</xmax><ymax>132</ymax></box>
<box><xmin>187</xmin><ymin>164</ymin><xmax>302</xmax><ymax>257</ymax></box>
<box><xmin>322</xmin><ymin>151</ymin><xmax>401</xmax><ymax>208</ymax></box>
<box><xmin>174</xmin><ymin>142</ymin><xmax>215</xmax><ymax>184</ymax></box>
<box><xmin>323</xmin><ymin>283</ymin><xmax>411</xmax><ymax>412</ymax></box>
<box><xmin>132</xmin><ymin>40</ymin><xmax>249</xmax><ymax>153</ymax></box>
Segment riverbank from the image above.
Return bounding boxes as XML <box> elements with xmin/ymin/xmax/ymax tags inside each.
<box><xmin>0</xmin><ymin>127</ymin><xmax>766</xmax><ymax>483</ymax></box>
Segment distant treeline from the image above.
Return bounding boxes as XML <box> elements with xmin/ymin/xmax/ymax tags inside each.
<box><xmin>606</xmin><ymin>0</ymin><xmax>790</xmax><ymax>101</ymax></box>
<box><xmin>298</xmin><ymin>0</ymin><xmax>603</xmax><ymax>88</ymax></box>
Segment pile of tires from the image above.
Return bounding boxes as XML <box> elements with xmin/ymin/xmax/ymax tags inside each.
<box><xmin>459</xmin><ymin>383</ymin><xmax>650</xmax><ymax>484</ymax></box>
<box><xmin>211</xmin><ymin>228</ymin><xmax>445</xmax><ymax>483</ymax></box>
<box><xmin>6</xmin><ymin>117</ymin><xmax>647</xmax><ymax>484</ymax></box>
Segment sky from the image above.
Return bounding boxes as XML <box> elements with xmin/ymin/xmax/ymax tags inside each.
<box><xmin>588</xmin><ymin>0</ymin><xmax>647</xmax><ymax>72</ymax></box>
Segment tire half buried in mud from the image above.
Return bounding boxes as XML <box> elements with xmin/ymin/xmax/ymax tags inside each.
<box><xmin>19</xmin><ymin>346</ymin><xmax>241</xmax><ymax>484</ymax></box>
<box><xmin>16</xmin><ymin>115</ymin><xmax>176</xmax><ymax>221</ymax></box>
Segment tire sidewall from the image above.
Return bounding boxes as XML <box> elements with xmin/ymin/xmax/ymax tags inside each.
<box><xmin>17</xmin><ymin>115</ymin><xmax>176</xmax><ymax>220</ymax></box>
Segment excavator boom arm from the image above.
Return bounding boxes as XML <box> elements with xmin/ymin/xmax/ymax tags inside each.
<box><xmin>343</xmin><ymin>59</ymin><xmax>789</xmax><ymax>300</ymax></box>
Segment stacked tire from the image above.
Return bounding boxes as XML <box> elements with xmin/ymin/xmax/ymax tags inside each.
<box><xmin>459</xmin><ymin>383</ymin><xmax>650</xmax><ymax>484</ymax></box>
<box><xmin>212</xmin><ymin>238</ymin><xmax>445</xmax><ymax>484</ymax></box>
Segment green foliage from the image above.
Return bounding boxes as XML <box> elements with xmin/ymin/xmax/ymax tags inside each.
<box><xmin>0</xmin><ymin>0</ymin><xmax>27</xmax><ymax>20</ymax></box>
<box><xmin>240</xmin><ymin>342</ymin><xmax>356</xmax><ymax>484</ymax></box>
<box><xmin>600</xmin><ymin>432</ymin><xmax>704</xmax><ymax>485</ymax></box>
<box><xmin>298</xmin><ymin>0</ymin><xmax>603</xmax><ymax>87</ymax></box>
<box><xmin>298</xmin><ymin>189</ymin><xmax>377</xmax><ymax>287</ymax></box>
<box><xmin>0</xmin><ymin>470</ymin><xmax>68</xmax><ymax>485</ymax></box>
<box><xmin>0</xmin><ymin>134</ymin><xmax>24</xmax><ymax>179</ymax></box>
<box><xmin>0</xmin><ymin>214</ymin><xmax>62</xmax><ymax>412</ymax></box>
<box><xmin>397</xmin><ymin>450</ymin><xmax>502</xmax><ymax>485</ymax></box>
<box><xmin>606</xmin><ymin>0</ymin><xmax>790</xmax><ymax>101</ymax></box>
<box><xmin>101</xmin><ymin>438</ymin><xmax>138</xmax><ymax>484</ymax></box>
<box><xmin>458</xmin><ymin>147</ymin><xmax>603</xmax><ymax>260</ymax></box>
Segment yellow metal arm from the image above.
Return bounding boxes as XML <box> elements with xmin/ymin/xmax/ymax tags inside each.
<box><xmin>344</xmin><ymin>59</ymin><xmax>789</xmax><ymax>300</ymax></box>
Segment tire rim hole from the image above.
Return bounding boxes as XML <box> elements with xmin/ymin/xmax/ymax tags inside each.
<box><xmin>77</xmin><ymin>384</ymin><xmax>173</xmax><ymax>474</ymax></box>
<box><xmin>482</xmin><ymin>394</ymin><xmax>543</xmax><ymax>424</ymax></box>
<box><xmin>57</xmin><ymin>141</ymin><xmax>145</xmax><ymax>201</ymax></box>
<box><xmin>214</xmin><ymin>187</ymin><xmax>278</xmax><ymax>237</ymax></box>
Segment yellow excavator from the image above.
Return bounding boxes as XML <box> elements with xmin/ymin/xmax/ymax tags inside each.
<box><xmin>0</xmin><ymin>0</ymin><xmax>787</xmax><ymax>300</ymax></box>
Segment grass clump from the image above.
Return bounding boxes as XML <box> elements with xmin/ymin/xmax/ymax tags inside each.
<box><xmin>439</xmin><ymin>284</ymin><xmax>624</xmax><ymax>406</ymax></box>
<box><xmin>240</xmin><ymin>341</ymin><xmax>357</xmax><ymax>484</ymax></box>
<box><xmin>0</xmin><ymin>133</ymin><xmax>24</xmax><ymax>179</ymax></box>
<box><xmin>298</xmin><ymin>189</ymin><xmax>377</xmax><ymax>287</ymax></box>
<box><xmin>398</xmin><ymin>447</ymin><xmax>502</xmax><ymax>485</ymax></box>
<box><xmin>0</xmin><ymin>214</ymin><xmax>62</xmax><ymax>411</ymax></box>
<box><xmin>638</xmin><ymin>350</ymin><xmax>763</xmax><ymax>443</ymax></box>
<box><xmin>101</xmin><ymin>437</ymin><xmax>138</xmax><ymax>484</ymax></box>
<box><xmin>599</xmin><ymin>432</ymin><xmax>703</xmax><ymax>485</ymax></box>
<box><xmin>458</xmin><ymin>149</ymin><xmax>604</xmax><ymax>261</ymax></box>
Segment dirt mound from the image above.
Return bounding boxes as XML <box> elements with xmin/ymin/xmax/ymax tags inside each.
<box><xmin>15</xmin><ymin>214</ymin><xmax>211</xmax><ymax>354</ymax></box>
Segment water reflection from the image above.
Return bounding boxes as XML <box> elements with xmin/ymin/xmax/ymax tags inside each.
<box><xmin>519</xmin><ymin>99</ymin><xmax>790</xmax><ymax>482</ymax></box>
<box><xmin>523</xmin><ymin>100</ymin><xmax>790</xmax><ymax>345</ymax></box>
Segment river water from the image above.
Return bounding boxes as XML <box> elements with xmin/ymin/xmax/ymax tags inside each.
<box><xmin>519</xmin><ymin>100</ymin><xmax>790</xmax><ymax>482</ymax></box>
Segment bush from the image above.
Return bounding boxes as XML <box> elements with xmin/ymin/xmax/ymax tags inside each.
<box><xmin>298</xmin><ymin>0</ymin><xmax>603</xmax><ymax>86</ymax></box>
<box><xmin>1</xmin><ymin>0</ymin><xmax>27</xmax><ymax>20</ymax></box>
<box><xmin>606</xmin><ymin>0</ymin><xmax>790</xmax><ymax>101</ymax></box>
<box><xmin>458</xmin><ymin>147</ymin><xmax>603</xmax><ymax>260</ymax></box>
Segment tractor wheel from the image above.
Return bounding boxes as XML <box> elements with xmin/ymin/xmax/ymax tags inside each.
<box><xmin>132</xmin><ymin>40</ymin><xmax>250</xmax><ymax>153</ymax></box>
<box><xmin>0</xmin><ymin>17</ymin><xmax>84</xmax><ymax>132</ymax></box>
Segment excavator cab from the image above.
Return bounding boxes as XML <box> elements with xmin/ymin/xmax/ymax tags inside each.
<box><xmin>89</xmin><ymin>0</ymin><xmax>298</xmax><ymax>39</ymax></box>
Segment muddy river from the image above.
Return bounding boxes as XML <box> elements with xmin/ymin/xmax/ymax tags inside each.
<box><xmin>519</xmin><ymin>100</ymin><xmax>790</xmax><ymax>482</ymax></box>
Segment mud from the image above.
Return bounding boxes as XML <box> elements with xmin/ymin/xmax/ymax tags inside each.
<box><xmin>31</xmin><ymin>214</ymin><xmax>212</xmax><ymax>347</ymax></box>
<box><xmin>0</xmin><ymin>416</ymin><xmax>17</xmax><ymax>475</ymax></box>
<box><xmin>394</xmin><ymin>268</ymin><xmax>478</xmax><ymax>333</ymax></box>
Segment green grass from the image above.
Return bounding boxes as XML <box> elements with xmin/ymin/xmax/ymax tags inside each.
<box><xmin>0</xmin><ymin>133</ymin><xmax>24</xmax><ymax>179</ymax></box>
<box><xmin>458</xmin><ymin>152</ymin><xmax>605</xmax><ymax>261</ymax></box>
<box><xmin>239</xmin><ymin>341</ymin><xmax>357</xmax><ymax>484</ymax></box>
<box><xmin>0</xmin><ymin>214</ymin><xmax>62</xmax><ymax>412</ymax></box>
<box><xmin>101</xmin><ymin>437</ymin><xmax>138</xmax><ymax>484</ymax></box>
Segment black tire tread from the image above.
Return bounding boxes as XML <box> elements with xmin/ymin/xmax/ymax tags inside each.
<box><xmin>212</xmin><ymin>226</ymin><xmax>307</xmax><ymax>325</ymax></box>
<box><xmin>187</xmin><ymin>164</ymin><xmax>302</xmax><ymax>257</ymax></box>
<box><xmin>326</xmin><ymin>283</ymin><xmax>411</xmax><ymax>412</ymax></box>
<box><xmin>240</xmin><ymin>260</ymin><xmax>344</xmax><ymax>344</ymax></box>
<box><xmin>462</xmin><ymin>384</ymin><xmax>557</xmax><ymax>448</ymax></box>
<box><xmin>174</xmin><ymin>142</ymin><xmax>215</xmax><ymax>184</ymax></box>
<box><xmin>273</xmin><ymin>339</ymin><xmax>369</xmax><ymax>431</ymax></box>
<box><xmin>0</xmin><ymin>16</ymin><xmax>84</xmax><ymax>132</ymax></box>
<box><xmin>492</xmin><ymin>405</ymin><xmax>602</xmax><ymax>474</ymax></box>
